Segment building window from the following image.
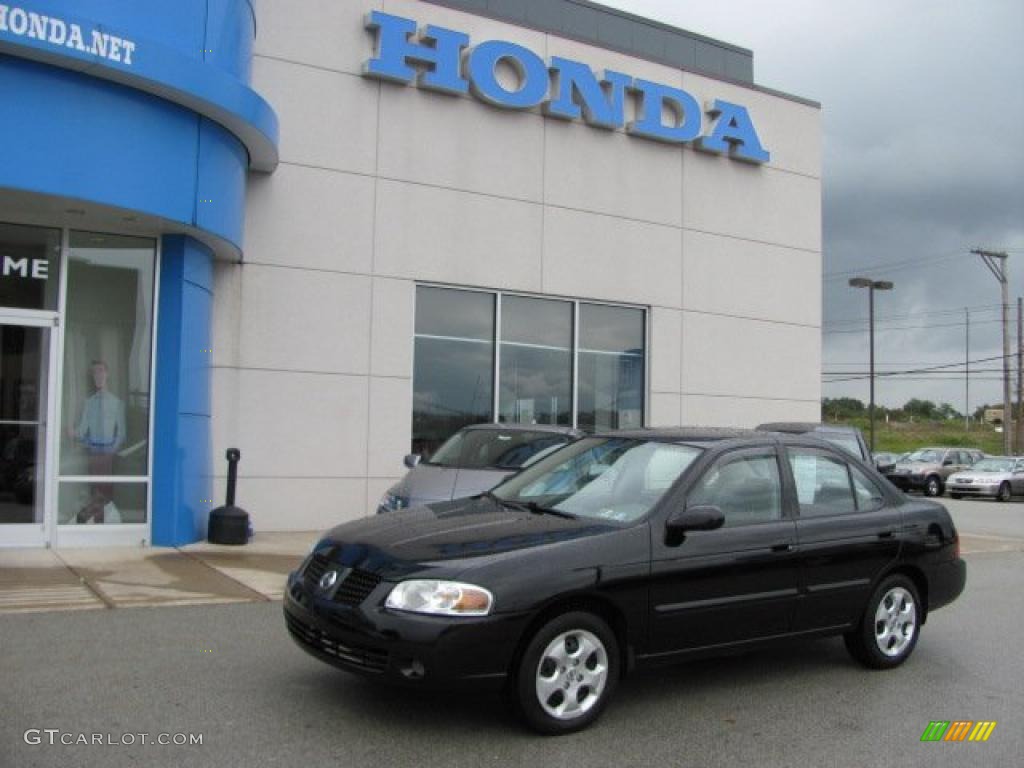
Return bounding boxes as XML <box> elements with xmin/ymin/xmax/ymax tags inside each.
<box><xmin>499</xmin><ymin>296</ymin><xmax>573</xmax><ymax>427</ymax></box>
<box><xmin>413</xmin><ymin>286</ymin><xmax>647</xmax><ymax>458</ymax></box>
<box><xmin>577</xmin><ymin>303</ymin><xmax>645</xmax><ymax>432</ymax></box>
<box><xmin>412</xmin><ymin>287</ymin><xmax>495</xmax><ymax>458</ymax></box>
<box><xmin>57</xmin><ymin>232</ymin><xmax>156</xmax><ymax>525</ymax></box>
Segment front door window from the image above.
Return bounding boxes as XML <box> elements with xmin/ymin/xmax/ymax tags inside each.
<box><xmin>0</xmin><ymin>323</ymin><xmax>49</xmax><ymax>526</ymax></box>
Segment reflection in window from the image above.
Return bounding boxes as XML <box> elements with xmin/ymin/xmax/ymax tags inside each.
<box><xmin>58</xmin><ymin>232</ymin><xmax>155</xmax><ymax>527</ymax></box>
<box><xmin>57</xmin><ymin>481</ymin><xmax>147</xmax><ymax>525</ymax></box>
<box><xmin>577</xmin><ymin>303</ymin><xmax>644</xmax><ymax>432</ymax></box>
<box><xmin>412</xmin><ymin>287</ymin><xmax>494</xmax><ymax>459</ymax></box>
<box><xmin>412</xmin><ymin>287</ymin><xmax>647</xmax><ymax>457</ymax></box>
<box><xmin>788</xmin><ymin>450</ymin><xmax>857</xmax><ymax>517</ymax></box>
<box><xmin>499</xmin><ymin>296</ymin><xmax>572</xmax><ymax>427</ymax></box>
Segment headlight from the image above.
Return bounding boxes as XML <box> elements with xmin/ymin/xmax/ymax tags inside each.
<box><xmin>378</xmin><ymin>491</ymin><xmax>408</xmax><ymax>512</ymax></box>
<box><xmin>385</xmin><ymin>580</ymin><xmax>493</xmax><ymax>617</ymax></box>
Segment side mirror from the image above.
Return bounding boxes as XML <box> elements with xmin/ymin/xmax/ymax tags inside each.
<box><xmin>665</xmin><ymin>505</ymin><xmax>725</xmax><ymax>546</ymax></box>
<box><xmin>403</xmin><ymin>454</ymin><xmax>422</xmax><ymax>469</ymax></box>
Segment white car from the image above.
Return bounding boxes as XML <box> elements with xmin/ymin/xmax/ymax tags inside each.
<box><xmin>947</xmin><ymin>457</ymin><xmax>1024</xmax><ymax>501</ymax></box>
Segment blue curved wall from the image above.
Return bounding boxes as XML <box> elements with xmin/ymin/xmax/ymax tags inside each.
<box><xmin>0</xmin><ymin>0</ymin><xmax>278</xmax><ymax>253</ymax></box>
<box><xmin>0</xmin><ymin>1</ymin><xmax>278</xmax><ymax>546</ymax></box>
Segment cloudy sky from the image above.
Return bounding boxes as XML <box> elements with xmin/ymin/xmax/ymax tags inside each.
<box><xmin>603</xmin><ymin>0</ymin><xmax>1024</xmax><ymax>413</ymax></box>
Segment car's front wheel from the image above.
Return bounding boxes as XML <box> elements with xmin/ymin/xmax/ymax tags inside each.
<box><xmin>844</xmin><ymin>575</ymin><xmax>921</xmax><ymax>669</ymax></box>
<box><xmin>512</xmin><ymin>611</ymin><xmax>619</xmax><ymax>735</ymax></box>
<box><xmin>924</xmin><ymin>476</ymin><xmax>943</xmax><ymax>497</ymax></box>
<box><xmin>997</xmin><ymin>482</ymin><xmax>1012</xmax><ymax>502</ymax></box>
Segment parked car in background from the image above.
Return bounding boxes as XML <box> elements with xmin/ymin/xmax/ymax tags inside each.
<box><xmin>756</xmin><ymin>422</ymin><xmax>870</xmax><ymax>462</ymax></box>
<box><xmin>872</xmin><ymin>452</ymin><xmax>900</xmax><ymax>474</ymax></box>
<box><xmin>378</xmin><ymin>424</ymin><xmax>580</xmax><ymax>513</ymax></box>
<box><xmin>887</xmin><ymin>447</ymin><xmax>977</xmax><ymax>497</ymax></box>
<box><xmin>287</xmin><ymin>428</ymin><xmax>966</xmax><ymax>734</ymax></box>
<box><xmin>946</xmin><ymin>456</ymin><xmax>1024</xmax><ymax>501</ymax></box>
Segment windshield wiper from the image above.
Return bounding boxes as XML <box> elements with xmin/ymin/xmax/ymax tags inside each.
<box><xmin>479</xmin><ymin>492</ymin><xmax>576</xmax><ymax>519</ymax></box>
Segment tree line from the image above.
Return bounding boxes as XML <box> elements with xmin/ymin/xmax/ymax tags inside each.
<box><xmin>821</xmin><ymin>397</ymin><xmax>1001</xmax><ymax>423</ymax></box>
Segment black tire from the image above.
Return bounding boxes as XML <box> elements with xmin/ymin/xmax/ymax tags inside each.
<box><xmin>997</xmin><ymin>482</ymin><xmax>1012</xmax><ymax>503</ymax></box>
<box><xmin>924</xmin><ymin>476</ymin><xmax>942</xmax><ymax>497</ymax></box>
<box><xmin>512</xmin><ymin>611</ymin><xmax>619</xmax><ymax>735</ymax></box>
<box><xmin>844</xmin><ymin>574</ymin><xmax>921</xmax><ymax>669</ymax></box>
<box><xmin>949</xmin><ymin>494</ymin><xmax>962</xmax><ymax>500</ymax></box>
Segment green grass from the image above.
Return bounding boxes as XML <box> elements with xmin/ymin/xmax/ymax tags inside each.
<box><xmin>828</xmin><ymin>417</ymin><xmax>1005</xmax><ymax>455</ymax></box>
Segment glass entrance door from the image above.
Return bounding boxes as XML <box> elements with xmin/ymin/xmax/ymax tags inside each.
<box><xmin>0</xmin><ymin>321</ymin><xmax>51</xmax><ymax>545</ymax></box>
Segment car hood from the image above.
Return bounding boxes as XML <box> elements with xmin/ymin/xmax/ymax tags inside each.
<box><xmin>319</xmin><ymin>496</ymin><xmax>617</xmax><ymax>579</ymax></box>
<box><xmin>395</xmin><ymin>465</ymin><xmax>516</xmax><ymax>505</ymax></box>
<box><xmin>950</xmin><ymin>470</ymin><xmax>1011</xmax><ymax>482</ymax></box>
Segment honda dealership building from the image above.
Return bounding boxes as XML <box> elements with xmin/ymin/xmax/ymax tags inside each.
<box><xmin>0</xmin><ymin>0</ymin><xmax>821</xmax><ymax>548</ymax></box>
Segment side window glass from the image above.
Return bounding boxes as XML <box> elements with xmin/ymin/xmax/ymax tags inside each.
<box><xmin>788</xmin><ymin>450</ymin><xmax>857</xmax><ymax>517</ymax></box>
<box><xmin>850</xmin><ymin>465</ymin><xmax>885</xmax><ymax>510</ymax></box>
<box><xmin>688</xmin><ymin>453</ymin><xmax>782</xmax><ymax>528</ymax></box>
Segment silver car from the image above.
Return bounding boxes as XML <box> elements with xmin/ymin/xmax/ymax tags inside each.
<box><xmin>947</xmin><ymin>456</ymin><xmax>1024</xmax><ymax>502</ymax></box>
<box><xmin>378</xmin><ymin>424</ymin><xmax>580</xmax><ymax>513</ymax></box>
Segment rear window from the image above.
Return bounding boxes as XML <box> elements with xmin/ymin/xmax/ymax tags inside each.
<box><xmin>820</xmin><ymin>433</ymin><xmax>864</xmax><ymax>460</ymax></box>
<box><xmin>427</xmin><ymin>429</ymin><xmax>571</xmax><ymax>470</ymax></box>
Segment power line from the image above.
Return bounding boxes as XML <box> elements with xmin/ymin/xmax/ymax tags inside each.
<box><xmin>823</xmin><ymin>251</ymin><xmax>966</xmax><ymax>281</ymax></box>
<box><xmin>821</xmin><ymin>353</ymin><xmax>1015</xmax><ymax>383</ymax></box>
<box><xmin>824</xmin><ymin>318</ymin><xmax>1002</xmax><ymax>335</ymax></box>
<box><xmin>824</xmin><ymin>303</ymin><xmax>1002</xmax><ymax>327</ymax></box>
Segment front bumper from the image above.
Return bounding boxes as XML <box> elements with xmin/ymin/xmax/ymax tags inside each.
<box><xmin>887</xmin><ymin>474</ymin><xmax>929</xmax><ymax>491</ymax></box>
<box><xmin>283</xmin><ymin>570</ymin><xmax>529</xmax><ymax>689</ymax></box>
<box><xmin>946</xmin><ymin>482</ymin><xmax>1001</xmax><ymax>497</ymax></box>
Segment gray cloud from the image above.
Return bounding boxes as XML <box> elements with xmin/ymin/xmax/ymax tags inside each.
<box><xmin>604</xmin><ymin>0</ymin><xmax>1024</xmax><ymax>410</ymax></box>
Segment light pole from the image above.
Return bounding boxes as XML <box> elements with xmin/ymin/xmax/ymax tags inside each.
<box><xmin>849</xmin><ymin>277</ymin><xmax>894</xmax><ymax>454</ymax></box>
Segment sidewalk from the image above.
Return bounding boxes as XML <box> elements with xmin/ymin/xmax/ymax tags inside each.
<box><xmin>0</xmin><ymin>532</ymin><xmax>317</xmax><ymax>615</ymax></box>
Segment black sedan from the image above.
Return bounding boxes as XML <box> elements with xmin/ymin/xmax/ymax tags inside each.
<box><xmin>284</xmin><ymin>428</ymin><xmax>966</xmax><ymax>734</ymax></box>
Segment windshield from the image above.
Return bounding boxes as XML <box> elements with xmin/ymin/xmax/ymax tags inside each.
<box><xmin>493</xmin><ymin>437</ymin><xmax>704</xmax><ymax>523</ymax></box>
<box><xmin>906</xmin><ymin>449</ymin><xmax>942</xmax><ymax>463</ymax></box>
<box><xmin>970</xmin><ymin>458</ymin><xmax>1015</xmax><ymax>472</ymax></box>
<box><xmin>426</xmin><ymin>428</ymin><xmax>572</xmax><ymax>470</ymax></box>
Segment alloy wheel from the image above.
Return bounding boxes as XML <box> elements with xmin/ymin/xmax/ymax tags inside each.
<box><xmin>534</xmin><ymin>629</ymin><xmax>609</xmax><ymax>721</ymax></box>
<box><xmin>874</xmin><ymin>586</ymin><xmax>917</xmax><ymax>658</ymax></box>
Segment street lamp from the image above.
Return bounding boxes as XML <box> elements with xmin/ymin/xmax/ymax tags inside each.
<box><xmin>849</xmin><ymin>277</ymin><xmax>894</xmax><ymax>453</ymax></box>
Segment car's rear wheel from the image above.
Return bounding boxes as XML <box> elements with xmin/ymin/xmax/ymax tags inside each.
<box><xmin>924</xmin><ymin>476</ymin><xmax>942</xmax><ymax>497</ymax></box>
<box><xmin>997</xmin><ymin>482</ymin><xmax>1012</xmax><ymax>502</ymax></box>
<box><xmin>844</xmin><ymin>574</ymin><xmax>921</xmax><ymax>669</ymax></box>
<box><xmin>512</xmin><ymin>611</ymin><xmax>619</xmax><ymax>735</ymax></box>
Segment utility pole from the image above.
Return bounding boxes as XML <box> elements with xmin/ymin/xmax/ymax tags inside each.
<box><xmin>1018</xmin><ymin>298</ymin><xmax>1023</xmax><ymax>455</ymax></box>
<box><xmin>849</xmin><ymin>277</ymin><xmax>894</xmax><ymax>454</ymax></box>
<box><xmin>972</xmin><ymin>249</ymin><xmax>1011</xmax><ymax>455</ymax></box>
<box><xmin>965</xmin><ymin>307</ymin><xmax>970</xmax><ymax>432</ymax></box>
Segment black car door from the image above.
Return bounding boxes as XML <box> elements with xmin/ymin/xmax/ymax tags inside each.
<box><xmin>784</xmin><ymin>444</ymin><xmax>903</xmax><ymax>632</ymax></box>
<box><xmin>647</xmin><ymin>445</ymin><xmax>799</xmax><ymax>656</ymax></box>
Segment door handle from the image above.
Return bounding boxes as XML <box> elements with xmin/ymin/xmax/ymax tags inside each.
<box><xmin>770</xmin><ymin>543</ymin><xmax>795</xmax><ymax>553</ymax></box>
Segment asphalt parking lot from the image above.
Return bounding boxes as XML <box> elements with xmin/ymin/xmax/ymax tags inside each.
<box><xmin>2</xmin><ymin>495</ymin><xmax>1021</xmax><ymax>768</ymax></box>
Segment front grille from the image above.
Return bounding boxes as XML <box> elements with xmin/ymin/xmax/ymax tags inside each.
<box><xmin>285</xmin><ymin>612</ymin><xmax>389</xmax><ymax>672</ymax></box>
<box><xmin>303</xmin><ymin>554</ymin><xmax>329</xmax><ymax>587</ymax></box>
<box><xmin>334</xmin><ymin>569</ymin><xmax>381</xmax><ymax>606</ymax></box>
<box><xmin>302</xmin><ymin>556</ymin><xmax>382</xmax><ymax>607</ymax></box>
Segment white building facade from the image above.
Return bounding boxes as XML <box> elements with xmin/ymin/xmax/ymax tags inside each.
<box><xmin>218</xmin><ymin>0</ymin><xmax>822</xmax><ymax>532</ymax></box>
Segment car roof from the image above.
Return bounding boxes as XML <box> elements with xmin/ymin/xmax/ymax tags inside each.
<box><xmin>592</xmin><ymin>426</ymin><xmax>762</xmax><ymax>442</ymax></box>
<box><xmin>461</xmin><ymin>423</ymin><xmax>580</xmax><ymax>435</ymax></box>
<box><xmin>756</xmin><ymin>421</ymin><xmax>859</xmax><ymax>435</ymax></box>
